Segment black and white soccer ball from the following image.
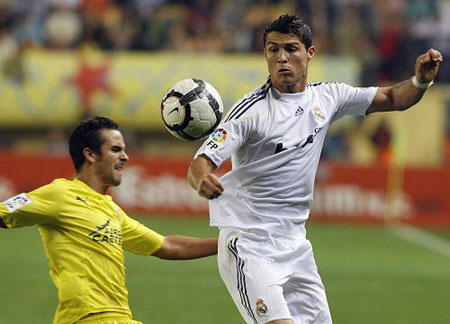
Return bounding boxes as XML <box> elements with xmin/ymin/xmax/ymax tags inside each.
<box><xmin>161</xmin><ymin>78</ymin><xmax>223</xmax><ymax>141</ymax></box>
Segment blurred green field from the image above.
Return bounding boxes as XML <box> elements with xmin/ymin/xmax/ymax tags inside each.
<box><xmin>1</xmin><ymin>216</ymin><xmax>449</xmax><ymax>324</ymax></box>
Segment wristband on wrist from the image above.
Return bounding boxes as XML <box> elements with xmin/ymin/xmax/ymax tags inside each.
<box><xmin>411</xmin><ymin>76</ymin><xmax>434</xmax><ymax>89</ymax></box>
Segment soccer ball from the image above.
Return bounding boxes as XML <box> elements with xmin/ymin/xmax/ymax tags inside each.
<box><xmin>161</xmin><ymin>78</ymin><xmax>223</xmax><ymax>141</ymax></box>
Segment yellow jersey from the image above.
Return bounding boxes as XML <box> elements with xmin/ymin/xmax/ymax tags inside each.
<box><xmin>0</xmin><ymin>178</ymin><xmax>164</xmax><ymax>324</ymax></box>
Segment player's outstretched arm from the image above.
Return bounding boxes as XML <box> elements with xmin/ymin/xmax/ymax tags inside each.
<box><xmin>188</xmin><ymin>154</ymin><xmax>224</xmax><ymax>200</ymax></box>
<box><xmin>151</xmin><ymin>236</ymin><xmax>218</xmax><ymax>260</ymax></box>
<box><xmin>367</xmin><ymin>48</ymin><xmax>443</xmax><ymax>114</ymax></box>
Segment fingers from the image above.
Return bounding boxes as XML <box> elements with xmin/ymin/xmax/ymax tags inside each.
<box><xmin>415</xmin><ymin>48</ymin><xmax>443</xmax><ymax>82</ymax></box>
<box><xmin>197</xmin><ymin>174</ymin><xmax>224</xmax><ymax>200</ymax></box>
<box><xmin>418</xmin><ymin>49</ymin><xmax>442</xmax><ymax>66</ymax></box>
<box><xmin>209</xmin><ymin>193</ymin><xmax>220</xmax><ymax>200</ymax></box>
<box><xmin>428</xmin><ymin>48</ymin><xmax>443</xmax><ymax>62</ymax></box>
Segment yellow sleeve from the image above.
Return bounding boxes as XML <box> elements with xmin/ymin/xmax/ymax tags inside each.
<box><xmin>0</xmin><ymin>182</ymin><xmax>61</xmax><ymax>228</ymax></box>
<box><xmin>121</xmin><ymin>211</ymin><xmax>164</xmax><ymax>255</ymax></box>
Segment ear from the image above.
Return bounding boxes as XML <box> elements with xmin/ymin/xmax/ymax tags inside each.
<box><xmin>82</xmin><ymin>147</ymin><xmax>98</xmax><ymax>166</ymax></box>
<box><xmin>307</xmin><ymin>46</ymin><xmax>316</xmax><ymax>61</ymax></box>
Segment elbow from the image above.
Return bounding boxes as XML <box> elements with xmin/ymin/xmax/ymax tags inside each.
<box><xmin>152</xmin><ymin>236</ymin><xmax>186</xmax><ymax>260</ymax></box>
<box><xmin>151</xmin><ymin>236</ymin><xmax>218</xmax><ymax>260</ymax></box>
<box><xmin>154</xmin><ymin>251</ymin><xmax>178</xmax><ymax>260</ymax></box>
<box><xmin>152</xmin><ymin>246</ymin><xmax>179</xmax><ymax>260</ymax></box>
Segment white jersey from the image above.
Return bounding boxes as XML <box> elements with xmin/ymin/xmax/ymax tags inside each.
<box><xmin>195</xmin><ymin>79</ymin><xmax>378</xmax><ymax>236</ymax></box>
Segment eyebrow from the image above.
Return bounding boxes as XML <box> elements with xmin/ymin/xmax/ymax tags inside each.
<box><xmin>266</xmin><ymin>41</ymin><xmax>300</xmax><ymax>46</ymax></box>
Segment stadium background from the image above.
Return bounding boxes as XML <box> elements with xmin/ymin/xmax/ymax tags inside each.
<box><xmin>0</xmin><ymin>0</ymin><xmax>449</xmax><ymax>323</ymax></box>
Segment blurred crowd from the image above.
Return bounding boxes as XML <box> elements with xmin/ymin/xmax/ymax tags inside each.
<box><xmin>0</xmin><ymin>0</ymin><xmax>449</xmax><ymax>166</ymax></box>
<box><xmin>0</xmin><ymin>0</ymin><xmax>449</xmax><ymax>84</ymax></box>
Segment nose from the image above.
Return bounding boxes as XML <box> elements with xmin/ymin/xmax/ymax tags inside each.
<box><xmin>277</xmin><ymin>49</ymin><xmax>288</xmax><ymax>63</ymax></box>
<box><xmin>120</xmin><ymin>151</ymin><xmax>129</xmax><ymax>162</ymax></box>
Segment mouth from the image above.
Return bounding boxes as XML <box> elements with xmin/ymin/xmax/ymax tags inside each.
<box><xmin>114</xmin><ymin>165</ymin><xmax>124</xmax><ymax>172</ymax></box>
<box><xmin>278</xmin><ymin>67</ymin><xmax>291</xmax><ymax>74</ymax></box>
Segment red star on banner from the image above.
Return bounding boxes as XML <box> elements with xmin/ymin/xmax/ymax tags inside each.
<box><xmin>68</xmin><ymin>58</ymin><xmax>114</xmax><ymax>118</ymax></box>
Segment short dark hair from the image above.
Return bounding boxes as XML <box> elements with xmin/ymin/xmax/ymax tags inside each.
<box><xmin>263</xmin><ymin>14</ymin><xmax>312</xmax><ymax>49</ymax></box>
<box><xmin>69</xmin><ymin>116</ymin><xmax>119</xmax><ymax>172</ymax></box>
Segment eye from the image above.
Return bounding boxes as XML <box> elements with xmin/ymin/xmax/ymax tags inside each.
<box><xmin>111</xmin><ymin>146</ymin><xmax>122</xmax><ymax>152</ymax></box>
<box><xmin>285</xmin><ymin>45</ymin><xmax>299</xmax><ymax>53</ymax></box>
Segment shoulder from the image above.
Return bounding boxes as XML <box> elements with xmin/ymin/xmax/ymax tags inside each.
<box><xmin>307</xmin><ymin>82</ymin><xmax>366</xmax><ymax>103</ymax></box>
<box><xmin>307</xmin><ymin>81</ymin><xmax>346</xmax><ymax>95</ymax></box>
<box><xmin>308</xmin><ymin>81</ymin><xmax>375</xmax><ymax>95</ymax></box>
<box><xmin>223</xmin><ymin>79</ymin><xmax>271</xmax><ymax>123</ymax></box>
<box><xmin>30</xmin><ymin>178</ymin><xmax>70</xmax><ymax>198</ymax></box>
<box><xmin>51</xmin><ymin>178</ymin><xmax>73</xmax><ymax>188</ymax></box>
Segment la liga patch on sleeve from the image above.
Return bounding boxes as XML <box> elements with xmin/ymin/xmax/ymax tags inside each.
<box><xmin>2</xmin><ymin>193</ymin><xmax>33</xmax><ymax>212</ymax></box>
<box><xmin>205</xmin><ymin>128</ymin><xmax>228</xmax><ymax>151</ymax></box>
<box><xmin>211</xmin><ymin>128</ymin><xmax>228</xmax><ymax>143</ymax></box>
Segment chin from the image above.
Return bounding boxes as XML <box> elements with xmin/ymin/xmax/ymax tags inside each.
<box><xmin>108</xmin><ymin>177</ymin><xmax>122</xmax><ymax>187</ymax></box>
<box><xmin>277</xmin><ymin>77</ymin><xmax>295</xmax><ymax>86</ymax></box>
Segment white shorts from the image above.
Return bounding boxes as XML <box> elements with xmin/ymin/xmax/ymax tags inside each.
<box><xmin>218</xmin><ymin>227</ymin><xmax>332</xmax><ymax>324</ymax></box>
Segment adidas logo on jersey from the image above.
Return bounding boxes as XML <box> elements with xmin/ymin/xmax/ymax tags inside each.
<box><xmin>294</xmin><ymin>106</ymin><xmax>304</xmax><ymax>116</ymax></box>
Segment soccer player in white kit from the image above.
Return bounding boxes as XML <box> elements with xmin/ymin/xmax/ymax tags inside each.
<box><xmin>188</xmin><ymin>14</ymin><xmax>443</xmax><ymax>324</ymax></box>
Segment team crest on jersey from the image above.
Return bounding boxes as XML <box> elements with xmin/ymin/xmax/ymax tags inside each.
<box><xmin>2</xmin><ymin>193</ymin><xmax>33</xmax><ymax>212</ymax></box>
<box><xmin>255</xmin><ymin>298</ymin><xmax>268</xmax><ymax>316</ymax></box>
<box><xmin>313</xmin><ymin>105</ymin><xmax>326</xmax><ymax>123</ymax></box>
<box><xmin>212</xmin><ymin>128</ymin><xmax>228</xmax><ymax>143</ymax></box>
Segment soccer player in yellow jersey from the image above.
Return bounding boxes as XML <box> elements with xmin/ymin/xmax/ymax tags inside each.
<box><xmin>0</xmin><ymin>116</ymin><xmax>218</xmax><ymax>324</ymax></box>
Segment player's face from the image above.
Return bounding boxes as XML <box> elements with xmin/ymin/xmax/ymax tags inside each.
<box><xmin>95</xmin><ymin>129</ymin><xmax>129</xmax><ymax>188</ymax></box>
<box><xmin>264</xmin><ymin>32</ymin><xmax>315</xmax><ymax>93</ymax></box>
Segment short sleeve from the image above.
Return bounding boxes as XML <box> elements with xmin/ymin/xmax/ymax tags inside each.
<box><xmin>194</xmin><ymin>117</ymin><xmax>252</xmax><ymax>168</ymax></box>
<box><xmin>331</xmin><ymin>83</ymin><xmax>378</xmax><ymax>121</ymax></box>
<box><xmin>0</xmin><ymin>183</ymin><xmax>61</xmax><ymax>228</ymax></box>
<box><xmin>121</xmin><ymin>212</ymin><xmax>164</xmax><ymax>255</ymax></box>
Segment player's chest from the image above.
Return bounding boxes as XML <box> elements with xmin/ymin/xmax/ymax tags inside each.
<box><xmin>257</xmin><ymin>99</ymin><xmax>331</xmax><ymax>153</ymax></box>
<box><xmin>61</xmin><ymin>195</ymin><xmax>123</xmax><ymax>247</ymax></box>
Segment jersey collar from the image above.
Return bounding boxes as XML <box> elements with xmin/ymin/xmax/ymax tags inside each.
<box><xmin>271</xmin><ymin>87</ymin><xmax>308</xmax><ymax>102</ymax></box>
<box><xmin>72</xmin><ymin>178</ymin><xmax>113</xmax><ymax>201</ymax></box>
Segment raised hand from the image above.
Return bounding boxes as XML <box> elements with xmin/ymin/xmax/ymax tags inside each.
<box><xmin>415</xmin><ymin>48</ymin><xmax>443</xmax><ymax>83</ymax></box>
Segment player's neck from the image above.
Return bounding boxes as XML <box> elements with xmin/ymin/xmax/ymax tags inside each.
<box><xmin>76</xmin><ymin>170</ymin><xmax>109</xmax><ymax>195</ymax></box>
<box><xmin>272</xmin><ymin>80</ymin><xmax>307</xmax><ymax>94</ymax></box>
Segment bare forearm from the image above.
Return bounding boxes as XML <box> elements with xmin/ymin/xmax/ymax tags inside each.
<box><xmin>374</xmin><ymin>78</ymin><xmax>426</xmax><ymax>112</ymax></box>
<box><xmin>188</xmin><ymin>155</ymin><xmax>215</xmax><ymax>190</ymax></box>
<box><xmin>392</xmin><ymin>78</ymin><xmax>427</xmax><ymax>110</ymax></box>
<box><xmin>153</xmin><ymin>235</ymin><xmax>218</xmax><ymax>260</ymax></box>
<box><xmin>368</xmin><ymin>49</ymin><xmax>442</xmax><ymax>114</ymax></box>
<box><xmin>188</xmin><ymin>155</ymin><xmax>224</xmax><ymax>199</ymax></box>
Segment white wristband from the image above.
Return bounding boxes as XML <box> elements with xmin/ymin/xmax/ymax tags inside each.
<box><xmin>411</xmin><ymin>76</ymin><xmax>434</xmax><ymax>89</ymax></box>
